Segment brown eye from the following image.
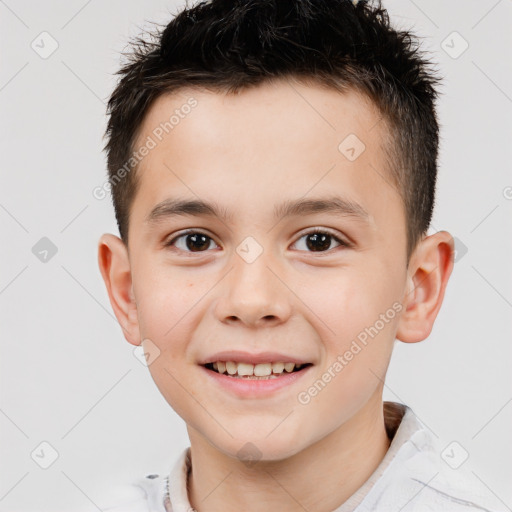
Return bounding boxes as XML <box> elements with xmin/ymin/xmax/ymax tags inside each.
<box><xmin>293</xmin><ymin>229</ymin><xmax>348</xmax><ymax>253</ymax></box>
<box><xmin>166</xmin><ymin>231</ymin><xmax>218</xmax><ymax>253</ymax></box>
<box><xmin>306</xmin><ymin>232</ymin><xmax>332</xmax><ymax>251</ymax></box>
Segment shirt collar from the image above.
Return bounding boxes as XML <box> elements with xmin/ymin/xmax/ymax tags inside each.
<box><xmin>164</xmin><ymin>401</ymin><xmax>425</xmax><ymax>512</ymax></box>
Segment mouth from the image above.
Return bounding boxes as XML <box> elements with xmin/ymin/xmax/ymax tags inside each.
<box><xmin>202</xmin><ymin>361</ymin><xmax>313</xmax><ymax>380</ymax></box>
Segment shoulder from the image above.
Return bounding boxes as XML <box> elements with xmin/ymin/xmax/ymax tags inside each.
<box><xmin>404</xmin><ymin>435</ymin><xmax>502</xmax><ymax>511</ymax></box>
<box><xmin>96</xmin><ymin>473</ymin><xmax>168</xmax><ymax>512</ymax></box>
<box><xmin>357</xmin><ymin>461</ymin><xmax>502</xmax><ymax>511</ymax></box>
<box><xmin>395</xmin><ymin>466</ymin><xmax>502</xmax><ymax>511</ymax></box>
<box><xmin>356</xmin><ymin>405</ymin><xmax>503</xmax><ymax>511</ymax></box>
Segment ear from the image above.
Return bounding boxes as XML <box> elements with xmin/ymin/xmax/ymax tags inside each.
<box><xmin>97</xmin><ymin>233</ymin><xmax>141</xmax><ymax>346</ymax></box>
<box><xmin>396</xmin><ymin>230</ymin><xmax>455</xmax><ymax>343</ymax></box>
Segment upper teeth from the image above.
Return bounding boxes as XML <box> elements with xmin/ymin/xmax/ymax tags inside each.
<box><xmin>211</xmin><ymin>361</ymin><xmax>301</xmax><ymax>376</ymax></box>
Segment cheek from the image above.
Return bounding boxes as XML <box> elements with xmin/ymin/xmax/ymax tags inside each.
<box><xmin>133</xmin><ymin>268</ymin><xmax>204</xmax><ymax>416</ymax></box>
<box><xmin>133</xmin><ymin>261</ymin><xmax>203</xmax><ymax>340</ymax></box>
<box><xmin>301</xmin><ymin>265</ymin><xmax>401</xmax><ymax>343</ymax></box>
<box><xmin>300</xmin><ymin>266</ymin><xmax>401</xmax><ymax>400</ymax></box>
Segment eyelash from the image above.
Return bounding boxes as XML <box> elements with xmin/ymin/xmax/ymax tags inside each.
<box><xmin>164</xmin><ymin>228</ymin><xmax>350</xmax><ymax>255</ymax></box>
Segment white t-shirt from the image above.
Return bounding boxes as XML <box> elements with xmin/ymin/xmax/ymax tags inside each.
<box><xmin>98</xmin><ymin>402</ymin><xmax>502</xmax><ymax>511</ymax></box>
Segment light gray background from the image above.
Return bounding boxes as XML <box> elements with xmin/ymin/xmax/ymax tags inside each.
<box><xmin>1</xmin><ymin>1</ymin><xmax>511</xmax><ymax>510</ymax></box>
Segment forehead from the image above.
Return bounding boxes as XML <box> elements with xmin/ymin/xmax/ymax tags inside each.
<box><xmin>136</xmin><ymin>79</ymin><xmax>384</xmax><ymax>159</ymax></box>
<box><xmin>130</xmin><ymin>78</ymin><xmax>403</xmax><ymax>242</ymax></box>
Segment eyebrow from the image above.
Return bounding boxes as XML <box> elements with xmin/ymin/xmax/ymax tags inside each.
<box><xmin>145</xmin><ymin>196</ymin><xmax>370</xmax><ymax>225</ymax></box>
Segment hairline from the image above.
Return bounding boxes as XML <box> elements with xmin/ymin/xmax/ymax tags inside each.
<box><xmin>126</xmin><ymin>74</ymin><xmax>412</xmax><ymax>261</ymax></box>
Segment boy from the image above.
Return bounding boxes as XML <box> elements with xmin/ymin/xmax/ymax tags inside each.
<box><xmin>97</xmin><ymin>0</ymin><xmax>500</xmax><ymax>510</ymax></box>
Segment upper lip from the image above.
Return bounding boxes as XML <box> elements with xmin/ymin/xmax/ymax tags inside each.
<box><xmin>199</xmin><ymin>350</ymin><xmax>312</xmax><ymax>366</ymax></box>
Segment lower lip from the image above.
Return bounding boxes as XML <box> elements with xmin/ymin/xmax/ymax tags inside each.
<box><xmin>200</xmin><ymin>365</ymin><xmax>313</xmax><ymax>398</ymax></box>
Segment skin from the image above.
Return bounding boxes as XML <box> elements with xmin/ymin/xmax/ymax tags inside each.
<box><xmin>98</xmin><ymin>78</ymin><xmax>454</xmax><ymax>512</ymax></box>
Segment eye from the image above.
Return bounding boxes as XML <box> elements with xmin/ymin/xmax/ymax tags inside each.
<box><xmin>165</xmin><ymin>228</ymin><xmax>350</xmax><ymax>255</ymax></box>
<box><xmin>165</xmin><ymin>230</ymin><xmax>219</xmax><ymax>253</ymax></box>
<box><xmin>292</xmin><ymin>228</ymin><xmax>349</xmax><ymax>253</ymax></box>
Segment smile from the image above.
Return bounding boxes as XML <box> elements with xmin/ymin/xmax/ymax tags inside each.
<box><xmin>204</xmin><ymin>361</ymin><xmax>312</xmax><ymax>379</ymax></box>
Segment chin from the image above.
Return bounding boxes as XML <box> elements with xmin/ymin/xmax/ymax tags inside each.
<box><xmin>211</xmin><ymin>429</ymin><xmax>308</xmax><ymax>465</ymax></box>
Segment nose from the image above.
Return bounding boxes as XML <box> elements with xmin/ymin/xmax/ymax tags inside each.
<box><xmin>214</xmin><ymin>249</ymin><xmax>293</xmax><ymax>328</ymax></box>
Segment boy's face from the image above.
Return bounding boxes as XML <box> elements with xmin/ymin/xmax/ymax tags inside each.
<box><xmin>110</xmin><ymin>80</ymin><xmax>413</xmax><ymax>460</ymax></box>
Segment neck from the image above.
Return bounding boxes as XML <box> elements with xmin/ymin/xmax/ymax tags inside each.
<box><xmin>186</xmin><ymin>392</ymin><xmax>391</xmax><ymax>512</ymax></box>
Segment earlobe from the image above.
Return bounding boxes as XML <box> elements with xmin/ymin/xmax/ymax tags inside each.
<box><xmin>97</xmin><ymin>233</ymin><xmax>141</xmax><ymax>346</ymax></box>
<box><xmin>396</xmin><ymin>231</ymin><xmax>455</xmax><ymax>343</ymax></box>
